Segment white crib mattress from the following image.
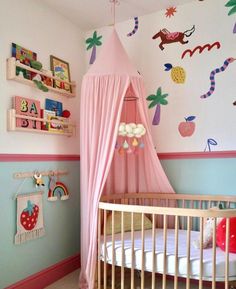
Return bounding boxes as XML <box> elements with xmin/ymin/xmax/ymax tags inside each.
<box><xmin>100</xmin><ymin>229</ymin><xmax>236</xmax><ymax>281</ymax></box>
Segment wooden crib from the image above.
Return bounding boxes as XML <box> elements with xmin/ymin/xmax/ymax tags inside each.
<box><xmin>97</xmin><ymin>193</ymin><xmax>236</xmax><ymax>289</ymax></box>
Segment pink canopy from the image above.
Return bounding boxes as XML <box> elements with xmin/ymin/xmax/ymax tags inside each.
<box><xmin>79</xmin><ymin>29</ymin><xmax>174</xmax><ymax>289</ymax></box>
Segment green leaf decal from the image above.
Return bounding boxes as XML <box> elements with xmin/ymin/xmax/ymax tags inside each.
<box><xmin>228</xmin><ymin>5</ymin><xmax>236</xmax><ymax>15</ymax></box>
<box><xmin>160</xmin><ymin>99</ymin><xmax>168</xmax><ymax>105</ymax></box>
<box><xmin>225</xmin><ymin>0</ymin><xmax>236</xmax><ymax>7</ymax></box>
<box><xmin>146</xmin><ymin>94</ymin><xmax>157</xmax><ymax>101</ymax></box>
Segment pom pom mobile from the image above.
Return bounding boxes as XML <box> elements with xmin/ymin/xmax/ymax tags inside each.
<box><xmin>115</xmin><ymin>86</ymin><xmax>146</xmax><ymax>155</ymax></box>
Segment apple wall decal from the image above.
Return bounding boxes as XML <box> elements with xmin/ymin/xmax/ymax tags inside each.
<box><xmin>178</xmin><ymin>116</ymin><xmax>196</xmax><ymax>137</ymax></box>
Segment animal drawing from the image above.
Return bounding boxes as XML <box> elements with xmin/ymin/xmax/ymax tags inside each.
<box><xmin>200</xmin><ymin>57</ymin><xmax>236</xmax><ymax>99</ymax></box>
<box><xmin>152</xmin><ymin>25</ymin><xmax>195</xmax><ymax>50</ymax></box>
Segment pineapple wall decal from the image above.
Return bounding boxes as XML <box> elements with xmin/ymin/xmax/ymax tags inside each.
<box><xmin>146</xmin><ymin>87</ymin><xmax>169</xmax><ymax>125</ymax></box>
<box><xmin>164</xmin><ymin>63</ymin><xmax>186</xmax><ymax>83</ymax></box>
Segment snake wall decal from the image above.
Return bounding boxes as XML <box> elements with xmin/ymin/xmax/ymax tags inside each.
<box><xmin>127</xmin><ymin>17</ymin><xmax>139</xmax><ymax>37</ymax></box>
<box><xmin>200</xmin><ymin>57</ymin><xmax>236</xmax><ymax>99</ymax></box>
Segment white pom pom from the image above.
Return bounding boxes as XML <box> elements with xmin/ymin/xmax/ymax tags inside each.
<box><xmin>129</xmin><ymin>123</ymin><xmax>136</xmax><ymax>128</ymax></box>
<box><xmin>137</xmin><ymin>123</ymin><xmax>144</xmax><ymax>129</ymax></box>
<box><xmin>133</xmin><ymin>127</ymin><xmax>143</xmax><ymax>135</ymax></box>
<box><xmin>125</xmin><ymin>124</ymin><xmax>133</xmax><ymax>133</ymax></box>
<box><xmin>140</xmin><ymin>128</ymin><xmax>146</xmax><ymax>136</ymax></box>
<box><xmin>118</xmin><ymin>123</ymin><xmax>125</xmax><ymax>132</ymax></box>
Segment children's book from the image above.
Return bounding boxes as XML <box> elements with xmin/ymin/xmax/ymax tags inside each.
<box><xmin>47</xmin><ymin>115</ymin><xmax>68</xmax><ymax>133</ymax></box>
<box><xmin>13</xmin><ymin>96</ymin><xmax>41</xmax><ymax>130</ymax></box>
<box><xmin>45</xmin><ymin>99</ymin><xmax>63</xmax><ymax>116</ymax></box>
<box><xmin>40</xmin><ymin>109</ymin><xmax>56</xmax><ymax>130</ymax></box>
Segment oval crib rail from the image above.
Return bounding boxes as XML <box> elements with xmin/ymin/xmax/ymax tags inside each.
<box><xmin>97</xmin><ymin>193</ymin><xmax>236</xmax><ymax>289</ymax></box>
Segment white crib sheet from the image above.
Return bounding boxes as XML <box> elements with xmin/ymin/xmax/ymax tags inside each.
<box><xmin>100</xmin><ymin>229</ymin><xmax>236</xmax><ymax>281</ymax></box>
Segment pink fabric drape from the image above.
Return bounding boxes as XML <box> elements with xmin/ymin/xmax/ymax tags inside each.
<box><xmin>79</xmin><ymin>29</ymin><xmax>174</xmax><ymax>289</ymax></box>
<box><xmin>104</xmin><ymin>77</ymin><xmax>174</xmax><ymax>195</ymax></box>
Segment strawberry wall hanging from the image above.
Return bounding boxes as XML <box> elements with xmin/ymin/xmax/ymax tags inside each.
<box><xmin>15</xmin><ymin>192</ymin><xmax>45</xmax><ymax>244</ymax></box>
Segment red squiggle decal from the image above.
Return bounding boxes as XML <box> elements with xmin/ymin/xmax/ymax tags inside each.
<box><xmin>181</xmin><ymin>41</ymin><xmax>221</xmax><ymax>59</ymax></box>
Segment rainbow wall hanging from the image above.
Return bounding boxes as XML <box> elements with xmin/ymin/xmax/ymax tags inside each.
<box><xmin>48</xmin><ymin>181</ymin><xmax>69</xmax><ymax>201</ymax></box>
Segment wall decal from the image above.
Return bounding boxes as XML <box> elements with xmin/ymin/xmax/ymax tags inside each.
<box><xmin>204</xmin><ymin>138</ymin><xmax>218</xmax><ymax>152</ymax></box>
<box><xmin>200</xmin><ymin>57</ymin><xmax>236</xmax><ymax>99</ymax></box>
<box><xmin>164</xmin><ymin>63</ymin><xmax>186</xmax><ymax>83</ymax></box>
<box><xmin>181</xmin><ymin>42</ymin><xmax>221</xmax><ymax>59</ymax></box>
<box><xmin>86</xmin><ymin>31</ymin><xmax>102</xmax><ymax>64</ymax></box>
<box><xmin>225</xmin><ymin>0</ymin><xmax>236</xmax><ymax>15</ymax></box>
<box><xmin>127</xmin><ymin>17</ymin><xmax>139</xmax><ymax>37</ymax></box>
<box><xmin>165</xmin><ymin>6</ymin><xmax>177</xmax><ymax>18</ymax></box>
<box><xmin>146</xmin><ymin>87</ymin><xmax>168</xmax><ymax>125</ymax></box>
<box><xmin>225</xmin><ymin>0</ymin><xmax>236</xmax><ymax>33</ymax></box>
<box><xmin>152</xmin><ymin>25</ymin><xmax>195</xmax><ymax>50</ymax></box>
<box><xmin>178</xmin><ymin>116</ymin><xmax>196</xmax><ymax>137</ymax></box>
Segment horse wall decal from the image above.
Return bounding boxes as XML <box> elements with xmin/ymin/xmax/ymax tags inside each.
<box><xmin>152</xmin><ymin>25</ymin><xmax>195</xmax><ymax>50</ymax></box>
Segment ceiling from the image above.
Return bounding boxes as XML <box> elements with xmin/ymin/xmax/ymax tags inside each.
<box><xmin>41</xmin><ymin>0</ymin><xmax>195</xmax><ymax>31</ymax></box>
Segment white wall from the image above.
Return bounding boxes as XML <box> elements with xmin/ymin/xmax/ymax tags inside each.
<box><xmin>0</xmin><ymin>0</ymin><xmax>85</xmax><ymax>154</ymax></box>
<box><xmin>87</xmin><ymin>0</ymin><xmax>236</xmax><ymax>153</ymax></box>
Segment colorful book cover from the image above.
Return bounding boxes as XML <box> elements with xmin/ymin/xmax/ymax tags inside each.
<box><xmin>45</xmin><ymin>99</ymin><xmax>63</xmax><ymax>116</ymax></box>
<box><xmin>47</xmin><ymin>115</ymin><xmax>68</xmax><ymax>133</ymax></box>
<box><xmin>12</xmin><ymin>43</ymin><xmax>37</xmax><ymax>80</ymax></box>
<box><xmin>13</xmin><ymin>96</ymin><xmax>41</xmax><ymax>130</ymax></box>
<box><xmin>40</xmin><ymin>109</ymin><xmax>56</xmax><ymax>130</ymax></box>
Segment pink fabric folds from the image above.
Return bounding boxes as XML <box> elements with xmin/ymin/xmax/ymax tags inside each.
<box><xmin>79</xmin><ymin>29</ymin><xmax>174</xmax><ymax>289</ymax></box>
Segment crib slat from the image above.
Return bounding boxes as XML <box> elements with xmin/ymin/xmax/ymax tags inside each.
<box><xmin>174</xmin><ymin>215</ymin><xmax>179</xmax><ymax>289</ymax></box>
<box><xmin>212</xmin><ymin>218</ymin><xmax>216</xmax><ymax>289</ymax></box>
<box><xmin>104</xmin><ymin>210</ymin><xmax>107</xmax><ymax>289</ymax></box>
<box><xmin>152</xmin><ymin>213</ymin><xmax>156</xmax><ymax>289</ymax></box>
<box><xmin>111</xmin><ymin>211</ymin><xmax>115</xmax><ymax>289</ymax></box>
<box><xmin>131</xmin><ymin>212</ymin><xmax>135</xmax><ymax>289</ymax></box>
<box><xmin>162</xmin><ymin>215</ymin><xmax>167</xmax><ymax>289</ymax></box>
<box><xmin>181</xmin><ymin>200</ymin><xmax>185</xmax><ymax>229</ymax></box>
<box><xmin>121</xmin><ymin>211</ymin><xmax>125</xmax><ymax>289</ymax></box>
<box><xmin>186</xmin><ymin>216</ymin><xmax>191</xmax><ymax>289</ymax></box>
<box><xmin>98</xmin><ymin>209</ymin><xmax>101</xmax><ymax>289</ymax></box>
<box><xmin>141</xmin><ymin>213</ymin><xmax>145</xmax><ymax>289</ymax></box>
<box><xmin>225</xmin><ymin>218</ymin><xmax>230</xmax><ymax>289</ymax></box>
<box><xmin>199</xmin><ymin>217</ymin><xmax>203</xmax><ymax>289</ymax></box>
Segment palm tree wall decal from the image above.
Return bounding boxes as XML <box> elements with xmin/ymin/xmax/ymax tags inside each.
<box><xmin>86</xmin><ymin>31</ymin><xmax>102</xmax><ymax>64</ymax></box>
<box><xmin>225</xmin><ymin>0</ymin><xmax>236</xmax><ymax>33</ymax></box>
<box><xmin>146</xmin><ymin>87</ymin><xmax>169</xmax><ymax>125</ymax></box>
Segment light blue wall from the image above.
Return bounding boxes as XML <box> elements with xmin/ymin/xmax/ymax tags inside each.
<box><xmin>0</xmin><ymin>161</ymin><xmax>80</xmax><ymax>289</ymax></box>
<box><xmin>161</xmin><ymin>158</ymin><xmax>236</xmax><ymax>196</ymax></box>
<box><xmin>1</xmin><ymin>157</ymin><xmax>236</xmax><ymax>288</ymax></box>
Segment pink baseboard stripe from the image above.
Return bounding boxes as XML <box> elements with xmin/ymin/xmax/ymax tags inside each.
<box><xmin>4</xmin><ymin>253</ymin><xmax>80</xmax><ymax>289</ymax></box>
<box><xmin>1</xmin><ymin>151</ymin><xmax>236</xmax><ymax>162</ymax></box>
<box><xmin>158</xmin><ymin>150</ymin><xmax>236</xmax><ymax>159</ymax></box>
<box><xmin>0</xmin><ymin>154</ymin><xmax>80</xmax><ymax>162</ymax></box>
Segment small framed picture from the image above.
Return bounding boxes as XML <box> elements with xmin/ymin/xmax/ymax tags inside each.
<box><xmin>50</xmin><ymin>55</ymin><xmax>71</xmax><ymax>92</ymax></box>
